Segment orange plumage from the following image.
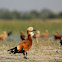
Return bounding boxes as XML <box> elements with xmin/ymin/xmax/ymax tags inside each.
<box><xmin>33</xmin><ymin>31</ymin><xmax>40</xmax><ymax>38</ymax></box>
<box><xmin>54</xmin><ymin>32</ymin><xmax>59</xmax><ymax>37</ymax></box>
<box><xmin>0</xmin><ymin>32</ymin><xmax>8</xmax><ymax>40</ymax></box>
<box><xmin>41</xmin><ymin>31</ymin><xmax>48</xmax><ymax>37</ymax></box>
<box><xmin>17</xmin><ymin>30</ymin><xmax>32</xmax><ymax>52</ymax></box>
<box><xmin>20</xmin><ymin>32</ymin><xmax>25</xmax><ymax>40</ymax></box>
<box><xmin>54</xmin><ymin>32</ymin><xmax>62</xmax><ymax>40</ymax></box>
<box><xmin>8</xmin><ymin>27</ymin><xmax>35</xmax><ymax>59</ymax></box>
<box><xmin>33</xmin><ymin>34</ymin><xmax>40</xmax><ymax>38</ymax></box>
<box><xmin>0</xmin><ymin>31</ymin><xmax>12</xmax><ymax>40</ymax></box>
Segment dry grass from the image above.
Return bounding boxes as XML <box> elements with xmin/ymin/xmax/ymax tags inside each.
<box><xmin>0</xmin><ymin>19</ymin><xmax>62</xmax><ymax>36</ymax></box>
<box><xmin>0</xmin><ymin>38</ymin><xmax>62</xmax><ymax>62</ymax></box>
<box><xmin>0</xmin><ymin>19</ymin><xmax>62</xmax><ymax>62</ymax></box>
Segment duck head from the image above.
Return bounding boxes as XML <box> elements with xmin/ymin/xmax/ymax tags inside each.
<box><xmin>27</xmin><ymin>27</ymin><xmax>36</xmax><ymax>37</ymax></box>
<box><xmin>8</xmin><ymin>32</ymin><xmax>12</xmax><ymax>36</ymax></box>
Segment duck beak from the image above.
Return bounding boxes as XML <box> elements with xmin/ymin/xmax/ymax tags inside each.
<box><xmin>33</xmin><ymin>30</ymin><xmax>36</xmax><ymax>31</ymax></box>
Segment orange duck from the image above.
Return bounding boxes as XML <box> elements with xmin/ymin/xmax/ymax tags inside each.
<box><xmin>41</xmin><ymin>30</ymin><xmax>48</xmax><ymax>37</ymax></box>
<box><xmin>8</xmin><ymin>27</ymin><xmax>36</xmax><ymax>59</ymax></box>
<box><xmin>33</xmin><ymin>30</ymin><xmax>40</xmax><ymax>38</ymax></box>
<box><xmin>20</xmin><ymin>32</ymin><xmax>25</xmax><ymax>40</ymax></box>
<box><xmin>33</xmin><ymin>30</ymin><xmax>40</xmax><ymax>43</ymax></box>
<box><xmin>0</xmin><ymin>31</ymin><xmax>12</xmax><ymax>40</ymax></box>
<box><xmin>54</xmin><ymin>32</ymin><xmax>62</xmax><ymax>40</ymax></box>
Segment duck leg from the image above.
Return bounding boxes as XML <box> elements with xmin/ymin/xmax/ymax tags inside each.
<box><xmin>23</xmin><ymin>52</ymin><xmax>28</xmax><ymax>59</ymax></box>
<box><xmin>26</xmin><ymin>52</ymin><xmax>27</xmax><ymax>57</ymax></box>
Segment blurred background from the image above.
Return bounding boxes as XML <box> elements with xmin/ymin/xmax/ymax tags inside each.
<box><xmin>0</xmin><ymin>0</ymin><xmax>62</xmax><ymax>35</ymax></box>
<box><xmin>0</xmin><ymin>1</ymin><xmax>62</xmax><ymax>62</ymax></box>
<box><xmin>0</xmin><ymin>0</ymin><xmax>62</xmax><ymax>20</ymax></box>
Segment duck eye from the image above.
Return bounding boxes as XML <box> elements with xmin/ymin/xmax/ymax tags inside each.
<box><xmin>28</xmin><ymin>35</ymin><xmax>30</xmax><ymax>36</ymax></box>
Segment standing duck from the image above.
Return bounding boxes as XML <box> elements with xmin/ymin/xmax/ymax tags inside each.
<box><xmin>0</xmin><ymin>31</ymin><xmax>12</xmax><ymax>40</ymax></box>
<box><xmin>41</xmin><ymin>30</ymin><xmax>48</xmax><ymax>37</ymax></box>
<box><xmin>8</xmin><ymin>27</ymin><xmax>36</xmax><ymax>59</ymax></box>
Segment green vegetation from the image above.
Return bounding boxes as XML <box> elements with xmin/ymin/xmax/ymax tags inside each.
<box><xmin>0</xmin><ymin>9</ymin><xmax>62</xmax><ymax>20</ymax></box>
<box><xmin>0</xmin><ymin>19</ymin><xmax>62</xmax><ymax>62</ymax></box>
<box><xmin>0</xmin><ymin>19</ymin><xmax>62</xmax><ymax>36</ymax></box>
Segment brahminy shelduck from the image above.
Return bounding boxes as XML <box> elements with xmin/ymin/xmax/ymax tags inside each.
<box><xmin>0</xmin><ymin>31</ymin><xmax>12</xmax><ymax>40</ymax></box>
<box><xmin>20</xmin><ymin>32</ymin><xmax>25</xmax><ymax>40</ymax></box>
<box><xmin>41</xmin><ymin>30</ymin><xmax>48</xmax><ymax>37</ymax></box>
<box><xmin>33</xmin><ymin>30</ymin><xmax>40</xmax><ymax>38</ymax></box>
<box><xmin>8</xmin><ymin>27</ymin><xmax>36</xmax><ymax>59</ymax></box>
<box><xmin>54</xmin><ymin>32</ymin><xmax>62</xmax><ymax>40</ymax></box>
<box><xmin>33</xmin><ymin>30</ymin><xmax>40</xmax><ymax>43</ymax></box>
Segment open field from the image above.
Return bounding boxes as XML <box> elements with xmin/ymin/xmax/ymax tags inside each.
<box><xmin>0</xmin><ymin>19</ymin><xmax>62</xmax><ymax>62</ymax></box>
<box><xmin>0</xmin><ymin>19</ymin><xmax>62</xmax><ymax>35</ymax></box>
<box><xmin>0</xmin><ymin>39</ymin><xmax>62</xmax><ymax>62</ymax></box>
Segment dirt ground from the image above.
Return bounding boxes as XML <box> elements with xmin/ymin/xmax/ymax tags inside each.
<box><xmin>0</xmin><ymin>40</ymin><xmax>62</xmax><ymax>62</ymax></box>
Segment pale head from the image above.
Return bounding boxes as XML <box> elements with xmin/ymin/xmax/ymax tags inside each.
<box><xmin>36</xmin><ymin>30</ymin><xmax>40</xmax><ymax>34</ymax></box>
<box><xmin>27</xmin><ymin>27</ymin><xmax>34</xmax><ymax>32</ymax></box>
<box><xmin>27</xmin><ymin>27</ymin><xmax>35</xmax><ymax>37</ymax></box>
<box><xmin>3</xmin><ymin>31</ymin><xmax>6</xmax><ymax>34</ymax></box>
